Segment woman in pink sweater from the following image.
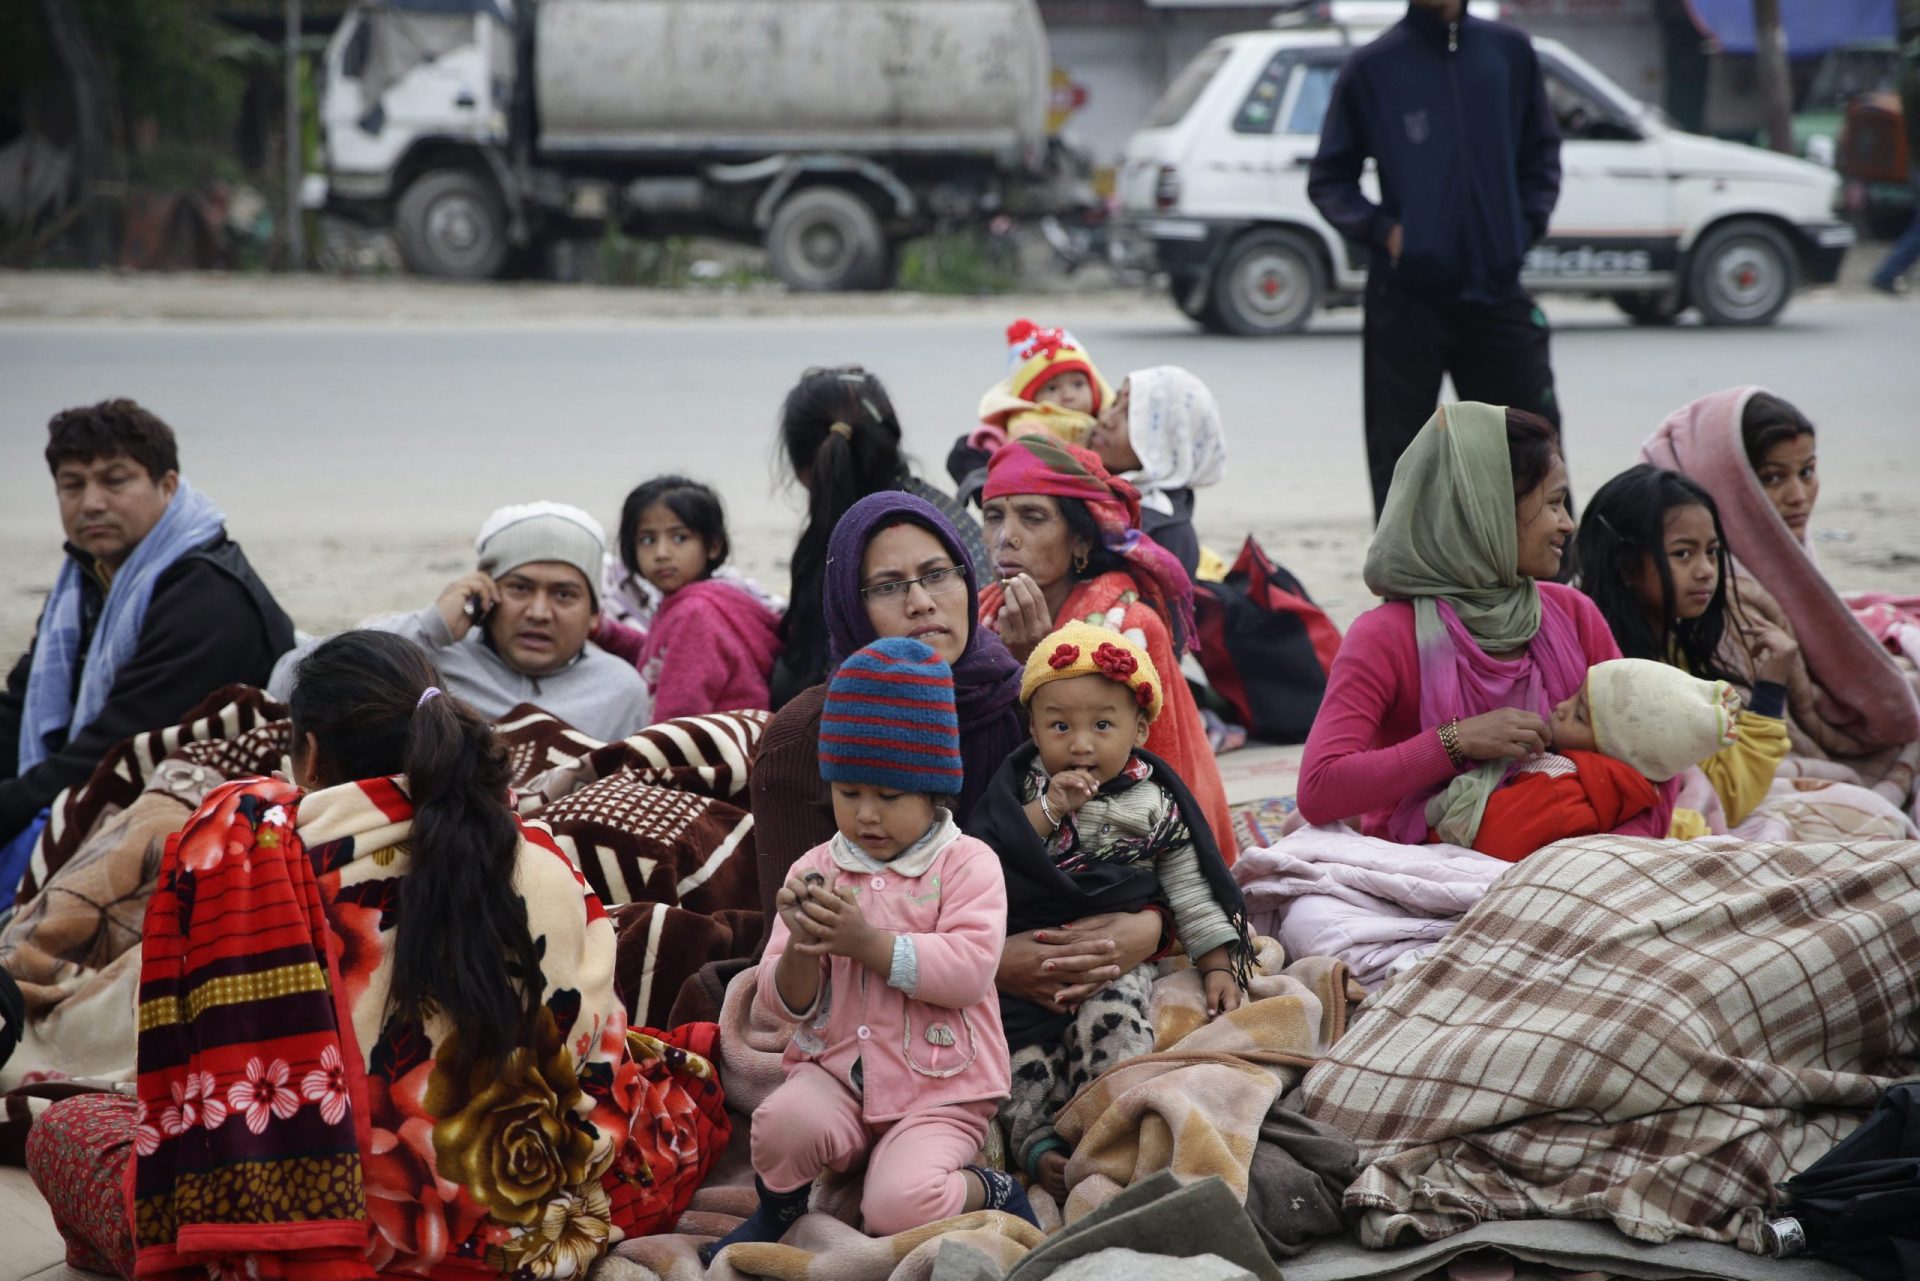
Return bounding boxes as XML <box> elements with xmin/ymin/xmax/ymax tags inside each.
<box><xmin>1300</xmin><ymin>404</ymin><xmax>1674</xmax><ymax>847</ymax></box>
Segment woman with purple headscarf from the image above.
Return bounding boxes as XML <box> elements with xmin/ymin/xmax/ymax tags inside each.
<box><xmin>749</xmin><ymin>492</ymin><xmax>1166</xmax><ymax>1014</ymax></box>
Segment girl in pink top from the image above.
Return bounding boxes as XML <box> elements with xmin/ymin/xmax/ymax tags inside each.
<box><xmin>594</xmin><ymin>475</ymin><xmax>785</xmax><ymax>720</ymax></box>
<box><xmin>701</xmin><ymin>637</ymin><xmax>1036</xmax><ymax>1264</ymax></box>
<box><xmin>1300</xmin><ymin>404</ymin><xmax>1674</xmax><ymax>848</ymax></box>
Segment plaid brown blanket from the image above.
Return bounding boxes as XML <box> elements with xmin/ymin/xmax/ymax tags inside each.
<box><xmin>1296</xmin><ymin>834</ymin><xmax>1920</xmax><ymax>1253</ymax></box>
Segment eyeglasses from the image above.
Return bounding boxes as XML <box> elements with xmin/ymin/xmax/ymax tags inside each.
<box><xmin>859</xmin><ymin>565</ymin><xmax>969</xmax><ymax>604</ymax></box>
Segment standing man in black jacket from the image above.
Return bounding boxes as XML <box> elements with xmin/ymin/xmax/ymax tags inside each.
<box><xmin>1309</xmin><ymin>0</ymin><xmax>1563</xmax><ymax>518</ymax></box>
<box><xmin>0</xmin><ymin>401</ymin><xmax>295</xmax><ymax>862</ymax></box>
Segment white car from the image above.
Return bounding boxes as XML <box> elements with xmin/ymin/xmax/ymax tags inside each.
<box><xmin>1118</xmin><ymin>16</ymin><xmax>1856</xmax><ymax>334</ymax></box>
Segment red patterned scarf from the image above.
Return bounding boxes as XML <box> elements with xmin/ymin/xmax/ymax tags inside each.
<box><xmin>133</xmin><ymin>776</ymin><xmax>375</xmax><ymax>1280</ymax></box>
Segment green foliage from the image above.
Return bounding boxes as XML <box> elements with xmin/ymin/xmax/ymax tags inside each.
<box><xmin>598</xmin><ymin>226</ymin><xmax>695</xmax><ymax>286</ymax></box>
<box><xmin>897</xmin><ymin>226</ymin><xmax>1023</xmax><ymax>295</ymax></box>
<box><xmin>0</xmin><ymin>0</ymin><xmax>248</xmax><ymax>166</ymax></box>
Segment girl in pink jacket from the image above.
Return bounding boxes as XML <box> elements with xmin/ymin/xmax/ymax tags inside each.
<box><xmin>594</xmin><ymin>475</ymin><xmax>785</xmax><ymax>720</ymax></box>
<box><xmin>701</xmin><ymin>637</ymin><xmax>1037</xmax><ymax>1263</ymax></box>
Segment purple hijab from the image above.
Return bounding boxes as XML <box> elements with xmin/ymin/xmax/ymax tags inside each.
<box><xmin>825</xmin><ymin>492</ymin><xmax>1026</xmax><ymax>821</ymax></box>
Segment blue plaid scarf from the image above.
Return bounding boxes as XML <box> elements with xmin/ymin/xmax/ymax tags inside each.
<box><xmin>17</xmin><ymin>481</ymin><xmax>227</xmax><ymax>773</ymax></box>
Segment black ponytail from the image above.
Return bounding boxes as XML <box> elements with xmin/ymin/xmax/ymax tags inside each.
<box><xmin>772</xmin><ymin>365</ymin><xmax>912</xmax><ymax>704</ymax></box>
<box><xmin>289</xmin><ymin>630</ymin><xmax>540</xmax><ymax>1065</ymax></box>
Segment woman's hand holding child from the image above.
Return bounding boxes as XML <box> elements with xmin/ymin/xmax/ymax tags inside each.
<box><xmin>1452</xmin><ymin>708</ymin><xmax>1552</xmax><ymax>762</ymax></box>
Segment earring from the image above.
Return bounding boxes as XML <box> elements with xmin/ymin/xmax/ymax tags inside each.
<box><xmin>1073</xmin><ymin>548</ymin><xmax>1090</xmax><ymax>574</ymax></box>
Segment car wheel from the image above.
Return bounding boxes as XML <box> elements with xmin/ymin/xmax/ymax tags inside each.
<box><xmin>1611</xmin><ymin>290</ymin><xmax>1684</xmax><ymax>326</ymax></box>
<box><xmin>395</xmin><ymin>169</ymin><xmax>509</xmax><ymax>280</ymax></box>
<box><xmin>1687</xmin><ymin>220</ymin><xmax>1797</xmax><ymax>326</ymax></box>
<box><xmin>1170</xmin><ymin>272</ymin><xmax>1223</xmax><ymax>328</ymax></box>
<box><xmin>767</xmin><ymin>187</ymin><xmax>890</xmax><ymax>291</ymax></box>
<box><xmin>1210</xmin><ymin>229</ymin><xmax>1324</xmax><ymax>336</ymax></box>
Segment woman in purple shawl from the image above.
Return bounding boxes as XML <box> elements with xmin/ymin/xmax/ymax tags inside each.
<box><xmin>749</xmin><ymin>491</ymin><xmax>1164</xmax><ymax>1010</ymax></box>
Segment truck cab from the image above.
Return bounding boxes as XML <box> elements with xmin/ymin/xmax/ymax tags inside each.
<box><xmin>1119</xmin><ymin>12</ymin><xmax>1855</xmax><ymax>334</ymax></box>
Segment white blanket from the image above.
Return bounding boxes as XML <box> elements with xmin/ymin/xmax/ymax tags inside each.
<box><xmin>1232</xmin><ymin>825</ymin><xmax>1507</xmax><ymax>987</ymax></box>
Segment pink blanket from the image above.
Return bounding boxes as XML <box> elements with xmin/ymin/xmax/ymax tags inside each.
<box><xmin>1232</xmin><ymin>825</ymin><xmax>1507</xmax><ymax>987</ymax></box>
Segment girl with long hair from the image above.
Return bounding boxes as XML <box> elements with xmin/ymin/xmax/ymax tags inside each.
<box><xmin>1573</xmin><ymin>464</ymin><xmax>1793</xmax><ymax>828</ymax></box>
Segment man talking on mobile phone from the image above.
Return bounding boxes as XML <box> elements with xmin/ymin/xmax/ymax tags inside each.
<box><xmin>1309</xmin><ymin>0</ymin><xmax>1564</xmax><ymax>520</ymax></box>
<box><xmin>270</xmin><ymin>502</ymin><xmax>652</xmax><ymax>741</ymax></box>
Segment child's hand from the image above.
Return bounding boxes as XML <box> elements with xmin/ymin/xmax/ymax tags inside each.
<box><xmin>1744</xmin><ymin>618</ymin><xmax>1800</xmax><ymax>687</ymax></box>
<box><xmin>778</xmin><ymin>875</ymin><xmax>833</xmax><ymax>955</ymax></box>
<box><xmin>795</xmin><ymin>882</ymin><xmax>878</xmax><ymax>961</ymax></box>
<box><xmin>1204</xmin><ymin>968</ymin><xmax>1243</xmax><ymax>1020</ymax></box>
<box><xmin>1046</xmin><ymin>767</ymin><xmax>1101</xmax><ymax>818</ymax></box>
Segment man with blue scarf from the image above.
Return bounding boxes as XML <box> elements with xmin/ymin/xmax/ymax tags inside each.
<box><xmin>0</xmin><ymin>402</ymin><xmax>294</xmax><ymax>898</ymax></box>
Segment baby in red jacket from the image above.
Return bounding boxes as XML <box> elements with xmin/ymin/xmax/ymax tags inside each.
<box><xmin>701</xmin><ymin>637</ymin><xmax>1036</xmax><ymax>1265</ymax></box>
<box><xmin>1462</xmin><ymin>658</ymin><xmax>1740</xmax><ymax>861</ymax></box>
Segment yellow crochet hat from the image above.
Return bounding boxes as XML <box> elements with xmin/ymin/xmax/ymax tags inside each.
<box><xmin>1005</xmin><ymin>319</ymin><xmax>1113</xmax><ymax>415</ymax></box>
<box><xmin>1586</xmin><ymin>658</ymin><xmax>1741</xmax><ymax>782</ymax></box>
<box><xmin>1019</xmin><ymin>619</ymin><xmax>1164</xmax><ymax>723</ymax></box>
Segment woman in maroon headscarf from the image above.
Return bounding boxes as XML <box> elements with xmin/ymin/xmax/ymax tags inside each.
<box><xmin>975</xmin><ymin>435</ymin><xmax>1237</xmax><ymax>860</ymax></box>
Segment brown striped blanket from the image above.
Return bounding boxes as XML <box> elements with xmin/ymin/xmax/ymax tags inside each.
<box><xmin>1</xmin><ymin>689</ymin><xmax>771</xmax><ymax>1156</ymax></box>
<box><xmin>1295</xmin><ymin>834</ymin><xmax>1920</xmax><ymax>1254</ymax></box>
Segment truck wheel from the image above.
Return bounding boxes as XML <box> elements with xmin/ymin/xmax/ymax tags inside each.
<box><xmin>1612</xmin><ymin>291</ymin><xmax>1684</xmax><ymax>326</ymax></box>
<box><xmin>1688</xmin><ymin>220</ymin><xmax>1796</xmax><ymax>326</ymax></box>
<box><xmin>1210</xmin><ymin>229</ymin><xmax>1323</xmax><ymax>335</ymax></box>
<box><xmin>395</xmin><ymin>169</ymin><xmax>509</xmax><ymax>280</ymax></box>
<box><xmin>767</xmin><ymin>187</ymin><xmax>889</xmax><ymax>291</ymax></box>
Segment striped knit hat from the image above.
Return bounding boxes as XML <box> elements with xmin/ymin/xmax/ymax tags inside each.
<box><xmin>819</xmin><ymin>637</ymin><xmax>964</xmax><ymax>795</ymax></box>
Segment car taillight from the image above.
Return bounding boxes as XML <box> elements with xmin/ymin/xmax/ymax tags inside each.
<box><xmin>1155</xmin><ymin>164</ymin><xmax>1181</xmax><ymax>211</ymax></box>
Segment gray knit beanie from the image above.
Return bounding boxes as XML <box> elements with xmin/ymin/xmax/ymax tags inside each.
<box><xmin>475</xmin><ymin>502</ymin><xmax>607</xmax><ymax>604</ymax></box>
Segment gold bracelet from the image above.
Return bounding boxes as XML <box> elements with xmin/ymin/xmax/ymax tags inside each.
<box><xmin>1438</xmin><ymin>718</ymin><xmax>1468</xmax><ymax>770</ymax></box>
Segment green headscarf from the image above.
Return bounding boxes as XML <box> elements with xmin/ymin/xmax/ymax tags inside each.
<box><xmin>1363</xmin><ymin>403</ymin><xmax>1546</xmax><ymax>847</ymax></box>
<box><xmin>1363</xmin><ymin>402</ymin><xmax>1542</xmax><ymax>651</ymax></box>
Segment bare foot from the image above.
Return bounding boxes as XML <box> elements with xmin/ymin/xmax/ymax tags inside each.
<box><xmin>1037</xmin><ymin>1150</ymin><xmax>1069</xmax><ymax>1203</ymax></box>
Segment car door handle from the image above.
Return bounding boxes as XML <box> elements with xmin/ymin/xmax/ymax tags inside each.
<box><xmin>1291</xmin><ymin>157</ymin><xmax>1313</xmax><ymax>168</ymax></box>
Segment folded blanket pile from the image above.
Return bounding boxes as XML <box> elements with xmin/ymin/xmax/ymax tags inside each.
<box><xmin>1232</xmin><ymin>826</ymin><xmax>1507</xmax><ymax>987</ymax></box>
<box><xmin>1297</xmin><ymin>834</ymin><xmax>1920</xmax><ymax>1252</ymax></box>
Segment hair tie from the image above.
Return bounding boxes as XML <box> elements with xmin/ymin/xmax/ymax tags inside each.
<box><xmin>416</xmin><ymin>686</ymin><xmax>443</xmax><ymax>710</ymax></box>
<box><xmin>829</xmin><ymin>421</ymin><xmax>854</xmax><ymax>440</ymax></box>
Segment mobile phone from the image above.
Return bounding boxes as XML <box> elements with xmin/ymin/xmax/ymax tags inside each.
<box><xmin>464</xmin><ymin>592</ymin><xmax>493</xmax><ymax>626</ymax></box>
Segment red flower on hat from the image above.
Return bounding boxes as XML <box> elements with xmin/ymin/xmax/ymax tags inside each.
<box><xmin>1134</xmin><ymin>681</ymin><xmax>1155</xmax><ymax>710</ymax></box>
<box><xmin>1047</xmin><ymin>643</ymin><xmax>1081</xmax><ymax>670</ymax></box>
<box><xmin>1021</xmin><ymin>329</ymin><xmax>1070</xmax><ymax>361</ymax></box>
<box><xmin>1092</xmin><ymin>643</ymin><xmax>1138</xmax><ymax>680</ymax></box>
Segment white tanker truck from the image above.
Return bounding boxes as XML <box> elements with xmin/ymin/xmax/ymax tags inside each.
<box><xmin>309</xmin><ymin>0</ymin><xmax>1096</xmax><ymax>289</ymax></box>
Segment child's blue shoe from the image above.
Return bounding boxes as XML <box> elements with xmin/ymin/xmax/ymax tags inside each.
<box><xmin>967</xmin><ymin>1164</ymin><xmax>1041</xmax><ymax>1229</ymax></box>
<box><xmin>697</xmin><ymin>1175</ymin><xmax>811</xmax><ymax>1265</ymax></box>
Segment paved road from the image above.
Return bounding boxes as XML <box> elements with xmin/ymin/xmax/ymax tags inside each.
<box><xmin>2</xmin><ymin>290</ymin><xmax>1915</xmax><ymax>642</ymax></box>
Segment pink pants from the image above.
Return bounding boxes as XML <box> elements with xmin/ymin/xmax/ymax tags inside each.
<box><xmin>750</xmin><ymin>1062</ymin><xmax>994</xmax><ymax>1237</ymax></box>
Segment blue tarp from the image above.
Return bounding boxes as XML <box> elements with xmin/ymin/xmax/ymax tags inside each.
<box><xmin>1685</xmin><ymin>0</ymin><xmax>1896</xmax><ymax>57</ymax></box>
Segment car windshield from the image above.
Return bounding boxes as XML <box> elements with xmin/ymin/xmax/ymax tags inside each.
<box><xmin>1146</xmin><ymin>45</ymin><xmax>1231</xmax><ymax>129</ymax></box>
